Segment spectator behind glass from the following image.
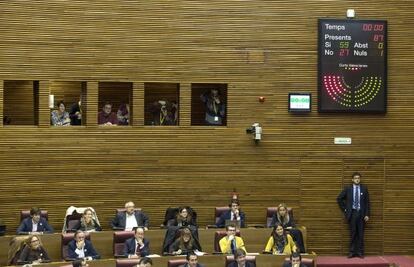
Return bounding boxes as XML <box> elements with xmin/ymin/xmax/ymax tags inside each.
<box><xmin>73</xmin><ymin>208</ymin><xmax>102</xmax><ymax>232</ymax></box>
<box><xmin>3</xmin><ymin>116</ymin><xmax>11</xmax><ymax>125</ymax></box>
<box><xmin>51</xmin><ymin>100</ymin><xmax>71</xmax><ymax>126</ymax></box>
<box><xmin>67</xmin><ymin>230</ymin><xmax>100</xmax><ymax>260</ymax></box>
<box><xmin>200</xmin><ymin>88</ymin><xmax>225</xmax><ymax>125</ymax></box>
<box><xmin>69</xmin><ymin>99</ymin><xmax>82</xmax><ymax>126</ymax></box>
<box><xmin>98</xmin><ymin>101</ymin><xmax>118</xmax><ymax>126</ymax></box>
<box><xmin>282</xmin><ymin>252</ymin><xmax>307</xmax><ymax>267</ymax></box>
<box><xmin>17</xmin><ymin>207</ymin><xmax>54</xmax><ymax>235</ymax></box>
<box><xmin>17</xmin><ymin>235</ymin><xmax>51</xmax><ymax>265</ymax></box>
<box><xmin>264</xmin><ymin>223</ymin><xmax>297</xmax><ymax>255</ymax></box>
<box><xmin>149</xmin><ymin>100</ymin><xmax>175</xmax><ymax>125</ymax></box>
<box><xmin>169</xmin><ymin>227</ymin><xmax>201</xmax><ymax>255</ymax></box>
<box><xmin>117</xmin><ymin>103</ymin><xmax>130</xmax><ymax>125</ymax></box>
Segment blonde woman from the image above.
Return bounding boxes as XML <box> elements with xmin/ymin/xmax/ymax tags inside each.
<box><xmin>18</xmin><ymin>235</ymin><xmax>50</xmax><ymax>264</ymax></box>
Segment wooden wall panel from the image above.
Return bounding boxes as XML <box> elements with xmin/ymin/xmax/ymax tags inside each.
<box><xmin>3</xmin><ymin>81</ymin><xmax>35</xmax><ymax>125</ymax></box>
<box><xmin>0</xmin><ymin>0</ymin><xmax>413</xmax><ymax>259</ymax></box>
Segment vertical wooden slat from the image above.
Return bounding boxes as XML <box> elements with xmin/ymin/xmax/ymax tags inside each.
<box><xmin>180</xmin><ymin>83</ymin><xmax>191</xmax><ymax>126</ymax></box>
<box><xmin>38</xmin><ymin>80</ymin><xmax>50</xmax><ymax>127</ymax></box>
<box><xmin>132</xmin><ymin>82</ymin><xmax>144</xmax><ymax>126</ymax></box>
<box><xmin>86</xmin><ymin>81</ymin><xmax>98</xmax><ymax>127</ymax></box>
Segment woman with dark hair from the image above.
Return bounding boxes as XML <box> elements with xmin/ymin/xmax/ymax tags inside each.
<box><xmin>73</xmin><ymin>208</ymin><xmax>102</xmax><ymax>232</ymax></box>
<box><xmin>169</xmin><ymin>227</ymin><xmax>201</xmax><ymax>255</ymax></box>
<box><xmin>270</xmin><ymin>203</ymin><xmax>305</xmax><ymax>253</ymax></box>
<box><xmin>264</xmin><ymin>223</ymin><xmax>297</xmax><ymax>255</ymax></box>
<box><xmin>171</xmin><ymin>207</ymin><xmax>196</xmax><ymax>227</ymax></box>
<box><xmin>17</xmin><ymin>235</ymin><xmax>51</xmax><ymax>264</ymax></box>
<box><xmin>51</xmin><ymin>100</ymin><xmax>71</xmax><ymax>126</ymax></box>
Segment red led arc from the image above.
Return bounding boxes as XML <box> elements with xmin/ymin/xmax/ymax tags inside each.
<box><xmin>323</xmin><ymin>75</ymin><xmax>352</xmax><ymax>107</ymax></box>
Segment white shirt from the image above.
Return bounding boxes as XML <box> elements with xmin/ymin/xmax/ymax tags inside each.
<box><xmin>75</xmin><ymin>245</ymin><xmax>86</xmax><ymax>258</ymax></box>
<box><xmin>125</xmin><ymin>213</ymin><xmax>138</xmax><ymax>231</ymax></box>
<box><xmin>32</xmin><ymin>220</ymin><xmax>38</xmax><ymax>232</ymax></box>
<box><xmin>231</xmin><ymin>212</ymin><xmax>241</xmax><ymax>221</ymax></box>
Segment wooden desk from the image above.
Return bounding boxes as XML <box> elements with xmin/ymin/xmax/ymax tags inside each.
<box><xmin>0</xmin><ymin>228</ymin><xmax>310</xmax><ymax>266</ymax></box>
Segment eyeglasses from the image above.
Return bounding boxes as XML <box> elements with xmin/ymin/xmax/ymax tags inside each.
<box><xmin>31</xmin><ymin>239</ymin><xmax>39</xmax><ymax>243</ymax></box>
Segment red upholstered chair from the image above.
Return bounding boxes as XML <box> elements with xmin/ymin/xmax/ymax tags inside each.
<box><xmin>226</xmin><ymin>255</ymin><xmax>256</xmax><ymax>266</ymax></box>
<box><xmin>113</xmin><ymin>231</ymin><xmax>135</xmax><ymax>257</ymax></box>
<box><xmin>214</xmin><ymin>230</ymin><xmax>241</xmax><ymax>253</ymax></box>
<box><xmin>20</xmin><ymin>210</ymin><xmax>49</xmax><ymax>222</ymax></box>
<box><xmin>115</xmin><ymin>259</ymin><xmax>140</xmax><ymax>267</ymax></box>
<box><xmin>61</xmin><ymin>232</ymin><xmax>90</xmax><ymax>260</ymax></box>
<box><xmin>283</xmin><ymin>257</ymin><xmax>314</xmax><ymax>267</ymax></box>
<box><xmin>65</xmin><ymin>213</ymin><xmax>83</xmax><ymax>232</ymax></box>
<box><xmin>215</xmin><ymin>207</ymin><xmax>230</xmax><ymax>225</ymax></box>
<box><xmin>168</xmin><ymin>258</ymin><xmax>187</xmax><ymax>267</ymax></box>
<box><xmin>266</xmin><ymin>207</ymin><xmax>293</xmax><ymax>227</ymax></box>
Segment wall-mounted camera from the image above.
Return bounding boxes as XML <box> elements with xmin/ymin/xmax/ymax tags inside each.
<box><xmin>246</xmin><ymin>123</ymin><xmax>262</xmax><ymax>143</ymax></box>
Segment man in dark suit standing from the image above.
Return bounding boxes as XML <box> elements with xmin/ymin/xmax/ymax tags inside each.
<box><xmin>337</xmin><ymin>172</ymin><xmax>370</xmax><ymax>258</ymax></box>
<box><xmin>16</xmin><ymin>207</ymin><xmax>54</xmax><ymax>235</ymax></box>
<box><xmin>215</xmin><ymin>200</ymin><xmax>246</xmax><ymax>228</ymax></box>
<box><xmin>124</xmin><ymin>227</ymin><xmax>150</xmax><ymax>258</ymax></box>
<box><xmin>111</xmin><ymin>201</ymin><xmax>149</xmax><ymax>231</ymax></box>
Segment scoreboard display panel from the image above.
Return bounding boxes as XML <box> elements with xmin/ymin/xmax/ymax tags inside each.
<box><xmin>318</xmin><ymin>19</ymin><xmax>387</xmax><ymax>113</ymax></box>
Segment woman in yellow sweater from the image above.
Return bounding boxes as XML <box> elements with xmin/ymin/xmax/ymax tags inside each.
<box><xmin>264</xmin><ymin>223</ymin><xmax>297</xmax><ymax>255</ymax></box>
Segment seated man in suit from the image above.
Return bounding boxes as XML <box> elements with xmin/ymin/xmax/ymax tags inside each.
<box><xmin>111</xmin><ymin>201</ymin><xmax>149</xmax><ymax>231</ymax></box>
<box><xmin>179</xmin><ymin>252</ymin><xmax>204</xmax><ymax>267</ymax></box>
<box><xmin>134</xmin><ymin>257</ymin><xmax>152</xmax><ymax>267</ymax></box>
<box><xmin>17</xmin><ymin>207</ymin><xmax>54</xmax><ymax>235</ymax></box>
<box><xmin>282</xmin><ymin>252</ymin><xmax>307</xmax><ymax>267</ymax></box>
<box><xmin>228</xmin><ymin>249</ymin><xmax>255</xmax><ymax>267</ymax></box>
<box><xmin>124</xmin><ymin>227</ymin><xmax>150</xmax><ymax>258</ymax></box>
<box><xmin>219</xmin><ymin>224</ymin><xmax>247</xmax><ymax>254</ymax></box>
<box><xmin>216</xmin><ymin>200</ymin><xmax>245</xmax><ymax>228</ymax></box>
<box><xmin>68</xmin><ymin>230</ymin><xmax>100</xmax><ymax>260</ymax></box>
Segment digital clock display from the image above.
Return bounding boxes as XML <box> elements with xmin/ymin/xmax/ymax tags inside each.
<box><xmin>318</xmin><ymin>19</ymin><xmax>387</xmax><ymax>113</ymax></box>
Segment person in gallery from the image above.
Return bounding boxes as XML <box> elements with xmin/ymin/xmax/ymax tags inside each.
<box><xmin>200</xmin><ymin>88</ymin><xmax>225</xmax><ymax>125</ymax></box>
<box><xmin>117</xmin><ymin>103</ymin><xmax>130</xmax><ymax>125</ymax></box>
<box><xmin>111</xmin><ymin>201</ymin><xmax>149</xmax><ymax>231</ymax></box>
<box><xmin>264</xmin><ymin>222</ymin><xmax>297</xmax><ymax>255</ymax></box>
<box><xmin>67</xmin><ymin>230</ymin><xmax>100</xmax><ymax>260</ymax></box>
<box><xmin>269</xmin><ymin>203</ymin><xmax>305</xmax><ymax>253</ymax></box>
<box><xmin>337</xmin><ymin>172</ymin><xmax>370</xmax><ymax>258</ymax></box>
<box><xmin>17</xmin><ymin>234</ymin><xmax>51</xmax><ymax>264</ymax></box>
<box><xmin>69</xmin><ymin>99</ymin><xmax>82</xmax><ymax>125</ymax></box>
<box><xmin>149</xmin><ymin>100</ymin><xmax>175</xmax><ymax>125</ymax></box>
<box><xmin>216</xmin><ymin>199</ymin><xmax>246</xmax><ymax>228</ymax></box>
<box><xmin>51</xmin><ymin>100</ymin><xmax>71</xmax><ymax>126</ymax></box>
<box><xmin>98</xmin><ymin>101</ymin><xmax>118</xmax><ymax>126</ymax></box>
<box><xmin>124</xmin><ymin>227</ymin><xmax>151</xmax><ymax>258</ymax></box>
<box><xmin>17</xmin><ymin>207</ymin><xmax>54</xmax><ymax>235</ymax></box>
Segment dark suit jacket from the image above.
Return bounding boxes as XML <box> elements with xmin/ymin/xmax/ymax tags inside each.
<box><xmin>179</xmin><ymin>264</ymin><xmax>205</xmax><ymax>267</ymax></box>
<box><xmin>216</xmin><ymin>210</ymin><xmax>246</xmax><ymax>228</ymax></box>
<box><xmin>123</xmin><ymin>237</ymin><xmax>150</xmax><ymax>257</ymax></box>
<box><xmin>16</xmin><ymin>217</ymin><xmax>54</xmax><ymax>234</ymax></box>
<box><xmin>337</xmin><ymin>184</ymin><xmax>370</xmax><ymax>221</ymax></box>
<box><xmin>227</xmin><ymin>261</ymin><xmax>255</xmax><ymax>267</ymax></box>
<box><xmin>111</xmin><ymin>211</ymin><xmax>149</xmax><ymax>230</ymax></box>
<box><xmin>67</xmin><ymin>239</ymin><xmax>100</xmax><ymax>260</ymax></box>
